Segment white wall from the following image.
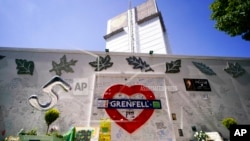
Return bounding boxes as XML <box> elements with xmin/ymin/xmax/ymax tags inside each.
<box><xmin>105</xmin><ymin>30</ymin><xmax>130</xmax><ymax>53</ymax></box>
<box><xmin>137</xmin><ymin>17</ymin><xmax>168</xmax><ymax>54</ymax></box>
<box><xmin>0</xmin><ymin>47</ymin><xmax>250</xmax><ymax>141</ymax></box>
<box><xmin>106</xmin><ymin>17</ymin><xmax>169</xmax><ymax>54</ymax></box>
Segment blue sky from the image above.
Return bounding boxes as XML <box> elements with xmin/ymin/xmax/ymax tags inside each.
<box><xmin>0</xmin><ymin>0</ymin><xmax>249</xmax><ymax>57</ymax></box>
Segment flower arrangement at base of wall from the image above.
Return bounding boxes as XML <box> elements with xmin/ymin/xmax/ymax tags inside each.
<box><xmin>194</xmin><ymin>130</ymin><xmax>208</xmax><ymax>141</ymax></box>
<box><xmin>18</xmin><ymin>108</ymin><xmax>63</xmax><ymax>141</ymax></box>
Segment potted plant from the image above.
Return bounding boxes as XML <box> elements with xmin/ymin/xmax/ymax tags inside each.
<box><xmin>222</xmin><ymin>117</ymin><xmax>237</xmax><ymax>130</ymax></box>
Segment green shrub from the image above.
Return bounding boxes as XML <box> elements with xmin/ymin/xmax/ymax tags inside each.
<box><xmin>26</xmin><ymin>129</ymin><xmax>37</xmax><ymax>135</ymax></box>
<box><xmin>44</xmin><ymin>108</ymin><xmax>60</xmax><ymax>134</ymax></box>
<box><xmin>222</xmin><ymin>117</ymin><xmax>237</xmax><ymax>129</ymax></box>
<box><xmin>19</xmin><ymin>128</ymin><xmax>37</xmax><ymax>135</ymax></box>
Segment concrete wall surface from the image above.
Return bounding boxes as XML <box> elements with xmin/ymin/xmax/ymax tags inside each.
<box><xmin>0</xmin><ymin>47</ymin><xmax>250</xmax><ymax>141</ymax></box>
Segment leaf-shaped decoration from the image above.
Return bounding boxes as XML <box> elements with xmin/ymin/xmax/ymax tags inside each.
<box><xmin>0</xmin><ymin>55</ymin><xmax>5</xmax><ymax>60</ymax></box>
<box><xmin>89</xmin><ymin>55</ymin><xmax>113</xmax><ymax>71</ymax></box>
<box><xmin>192</xmin><ymin>61</ymin><xmax>216</xmax><ymax>75</ymax></box>
<box><xmin>15</xmin><ymin>59</ymin><xmax>34</xmax><ymax>75</ymax></box>
<box><xmin>224</xmin><ymin>62</ymin><xmax>246</xmax><ymax>78</ymax></box>
<box><xmin>165</xmin><ymin>59</ymin><xmax>181</xmax><ymax>73</ymax></box>
<box><xmin>49</xmin><ymin>55</ymin><xmax>78</xmax><ymax>76</ymax></box>
<box><xmin>126</xmin><ymin>56</ymin><xmax>154</xmax><ymax>72</ymax></box>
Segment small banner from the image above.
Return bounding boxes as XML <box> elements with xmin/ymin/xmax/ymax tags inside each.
<box><xmin>97</xmin><ymin>99</ymin><xmax>161</xmax><ymax>109</ymax></box>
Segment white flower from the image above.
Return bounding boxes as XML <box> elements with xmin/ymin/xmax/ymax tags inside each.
<box><xmin>50</xmin><ymin>126</ymin><xmax>59</xmax><ymax>132</ymax></box>
<box><xmin>194</xmin><ymin>130</ymin><xmax>208</xmax><ymax>140</ymax></box>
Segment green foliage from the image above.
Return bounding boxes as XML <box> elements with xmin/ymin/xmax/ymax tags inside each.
<box><xmin>44</xmin><ymin>108</ymin><xmax>60</xmax><ymax>134</ymax></box>
<box><xmin>47</xmin><ymin>132</ymin><xmax>63</xmax><ymax>138</ymax></box>
<box><xmin>26</xmin><ymin>129</ymin><xmax>37</xmax><ymax>135</ymax></box>
<box><xmin>222</xmin><ymin>117</ymin><xmax>237</xmax><ymax>129</ymax></box>
<box><xmin>19</xmin><ymin>129</ymin><xmax>37</xmax><ymax>135</ymax></box>
<box><xmin>210</xmin><ymin>0</ymin><xmax>250</xmax><ymax>41</ymax></box>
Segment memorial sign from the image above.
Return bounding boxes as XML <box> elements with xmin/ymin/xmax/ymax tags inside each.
<box><xmin>184</xmin><ymin>78</ymin><xmax>211</xmax><ymax>91</ymax></box>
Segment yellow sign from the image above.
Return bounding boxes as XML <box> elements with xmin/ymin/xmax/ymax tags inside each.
<box><xmin>99</xmin><ymin>118</ymin><xmax>111</xmax><ymax>141</ymax></box>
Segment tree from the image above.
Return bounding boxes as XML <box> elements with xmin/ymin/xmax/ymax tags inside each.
<box><xmin>210</xmin><ymin>0</ymin><xmax>250</xmax><ymax>41</ymax></box>
<box><xmin>44</xmin><ymin>108</ymin><xmax>60</xmax><ymax>134</ymax></box>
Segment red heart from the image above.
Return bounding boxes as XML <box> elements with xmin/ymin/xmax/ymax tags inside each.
<box><xmin>103</xmin><ymin>84</ymin><xmax>155</xmax><ymax>134</ymax></box>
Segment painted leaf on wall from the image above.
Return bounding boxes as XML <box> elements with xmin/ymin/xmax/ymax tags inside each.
<box><xmin>15</xmin><ymin>59</ymin><xmax>34</xmax><ymax>75</ymax></box>
<box><xmin>0</xmin><ymin>55</ymin><xmax>5</xmax><ymax>60</ymax></box>
<box><xmin>192</xmin><ymin>61</ymin><xmax>216</xmax><ymax>75</ymax></box>
<box><xmin>224</xmin><ymin>62</ymin><xmax>245</xmax><ymax>78</ymax></box>
<box><xmin>126</xmin><ymin>56</ymin><xmax>154</xmax><ymax>72</ymax></box>
<box><xmin>49</xmin><ymin>55</ymin><xmax>78</xmax><ymax>76</ymax></box>
<box><xmin>165</xmin><ymin>59</ymin><xmax>181</xmax><ymax>73</ymax></box>
<box><xmin>89</xmin><ymin>55</ymin><xmax>113</xmax><ymax>71</ymax></box>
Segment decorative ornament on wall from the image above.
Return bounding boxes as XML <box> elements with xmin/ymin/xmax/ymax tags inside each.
<box><xmin>15</xmin><ymin>59</ymin><xmax>35</xmax><ymax>75</ymax></box>
<box><xmin>165</xmin><ymin>59</ymin><xmax>181</xmax><ymax>73</ymax></box>
<box><xmin>126</xmin><ymin>56</ymin><xmax>154</xmax><ymax>72</ymax></box>
<box><xmin>224</xmin><ymin>62</ymin><xmax>245</xmax><ymax>78</ymax></box>
<box><xmin>101</xmin><ymin>84</ymin><xmax>157</xmax><ymax>133</ymax></box>
<box><xmin>192</xmin><ymin>61</ymin><xmax>216</xmax><ymax>75</ymax></box>
<box><xmin>49</xmin><ymin>55</ymin><xmax>78</xmax><ymax>76</ymax></box>
<box><xmin>28</xmin><ymin>76</ymin><xmax>71</xmax><ymax>110</ymax></box>
<box><xmin>89</xmin><ymin>55</ymin><xmax>113</xmax><ymax>71</ymax></box>
<box><xmin>0</xmin><ymin>55</ymin><xmax>5</xmax><ymax>60</ymax></box>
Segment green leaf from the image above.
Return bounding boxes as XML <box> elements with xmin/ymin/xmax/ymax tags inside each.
<box><xmin>0</xmin><ymin>55</ymin><xmax>5</xmax><ymax>60</ymax></box>
<box><xmin>89</xmin><ymin>55</ymin><xmax>113</xmax><ymax>71</ymax></box>
<box><xmin>49</xmin><ymin>55</ymin><xmax>78</xmax><ymax>76</ymax></box>
<box><xmin>165</xmin><ymin>59</ymin><xmax>181</xmax><ymax>73</ymax></box>
<box><xmin>126</xmin><ymin>56</ymin><xmax>154</xmax><ymax>72</ymax></box>
<box><xmin>192</xmin><ymin>62</ymin><xmax>216</xmax><ymax>75</ymax></box>
<box><xmin>224</xmin><ymin>62</ymin><xmax>245</xmax><ymax>78</ymax></box>
<box><xmin>15</xmin><ymin>59</ymin><xmax>35</xmax><ymax>75</ymax></box>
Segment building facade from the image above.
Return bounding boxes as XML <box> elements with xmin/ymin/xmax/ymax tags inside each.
<box><xmin>1</xmin><ymin>47</ymin><xmax>250</xmax><ymax>141</ymax></box>
<box><xmin>104</xmin><ymin>0</ymin><xmax>171</xmax><ymax>54</ymax></box>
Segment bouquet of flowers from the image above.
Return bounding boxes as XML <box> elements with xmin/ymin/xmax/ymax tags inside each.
<box><xmin>194</xmin><ymin>130</ymin><xmax>208</xmax><ymax>141</ymax></box>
